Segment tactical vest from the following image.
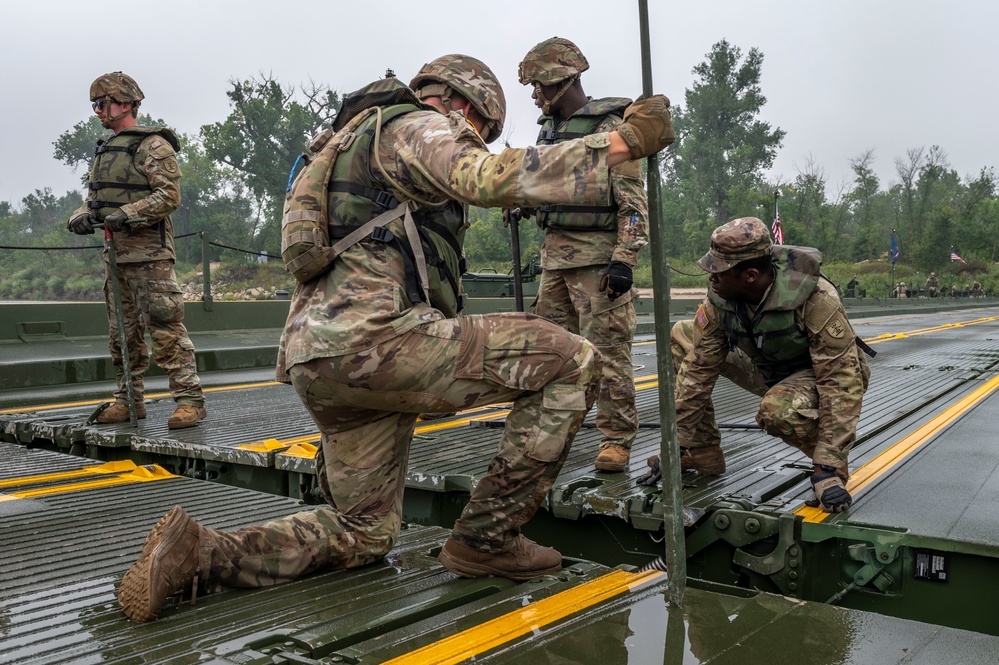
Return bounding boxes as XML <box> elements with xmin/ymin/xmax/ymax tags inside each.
<box><xmin>87</xmin><ymin>126</ymin><xmax>179</xmax><ymax>220</ymax></box>
<box><xmin>535</xmin><ymin>97</ymin><xmax>631</xmax><ymax>231</ymax></box>
<box><xmin>707</xmin><ymin>246</ymin><xmax>822</xmax><ymax>386</ymax></box>
<box><xmin>282</xmin><ymin>78</ymin><xmax>467</xmax><ymax>316</ymax></box>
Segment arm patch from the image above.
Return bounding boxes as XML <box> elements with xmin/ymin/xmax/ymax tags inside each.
<box><xmin>695</xmin><ymin>303</ymin><xmax>710</xmax><ymax>329</ymax></box>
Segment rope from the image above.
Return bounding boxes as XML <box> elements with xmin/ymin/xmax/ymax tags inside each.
<box><xmin>208</xmin><ymin>240</ymin><xmax>280</xmax><ymax>260</ymax></box>
<box><xmin>0</xmin><ymin>243</ymin><xmax>102</xmax><ymax>251</ymax></box>
<box><xmin>668</xmin><ymin>265</ymin><xmax>708</xmax><ymax>278</ymax></box>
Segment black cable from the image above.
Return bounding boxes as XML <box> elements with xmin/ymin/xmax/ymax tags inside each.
<box><xmin>208</xmin><ymin>240</ymin><xmax>281</xmax><ymax>260</ymax></box>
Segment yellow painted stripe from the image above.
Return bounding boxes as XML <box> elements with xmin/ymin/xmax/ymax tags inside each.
<box><xmin>0</xmin><ymin>381</ymin><xmax>281</xmax><ymax>415</ymax></box>
<box><xmin>3</xmin><ymin>464</ymin><xmax>175</xmax><ymax>500</ymax></box>
<box><xmin>798</xmin><ymin>373</ymin><xmax>999</xmax><ymax>523</ymax></box>
<box><xmin>865</xmin><ymin>316</ymin><xmax>997</xmax><ymax>345</ymax></box>
<box><xmin>383</xmin><ymin>568</ymin><xmax>665</xmax><ymax>665</ymax></box>
<box><xmin>0</xmin><ymin>460</ymin><xmax>137</xmax><ymax>489</ymax></box>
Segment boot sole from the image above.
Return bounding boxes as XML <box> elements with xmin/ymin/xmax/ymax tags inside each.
<box><xmin>594</xmin><ymin>461</ymin><xmax>627</xmax><ymax>472</ymax></box>
<box><xmin>438</xmin><ymin>549</ymin><xmax>561</xmax><ymax>581</ymax></box>
<box><xmin>118</xmin><ymin>508</ymin><xmax>188</xmax><ymax>622</ymax></box>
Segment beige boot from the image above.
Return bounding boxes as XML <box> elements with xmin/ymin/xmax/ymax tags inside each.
<box><xmin>439</xmin><ymin>534</ymin><xmax>561</xmax><ymax>581</ymax></box>
<box><xmin>118</xmin><ymin>506</ymin><xmax>202</xmax><ymax>622</ymax></box>
<box><xmin>167</xmin><ymin>404</ymin><xmax>208</xmax><ymax>430</ymax></box>
<box><xmin>680</xmin><ymin>445</ymin><xmax>726</xmax><ymax>475</ymax></box>
<box><xmin>96</xmin><ymin>401</ymin><xmax>147</xmax><ymax>423</ymax></box>
<box><xmin>594</xmin><ymin>443</ymin><xmax>631</xmax><ymax>472</ymax></box>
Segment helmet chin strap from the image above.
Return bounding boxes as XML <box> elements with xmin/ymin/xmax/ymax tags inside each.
<box><xmin>534</xmin><ymin>76</ymin><xmax>577</xmax><ymax>116</ymax></box>
<box><xmin>99</xmin><ymin>99</ymin><xmax>134</xmax><ymax>129</ymax></box>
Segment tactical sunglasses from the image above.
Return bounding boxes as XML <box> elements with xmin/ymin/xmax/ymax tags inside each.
<box><xmin>91</xmin><ymin>99</ymin><xmax>121</xmax><ymax>112</ymax></box>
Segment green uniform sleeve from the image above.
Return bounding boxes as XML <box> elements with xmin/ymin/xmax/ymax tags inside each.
<box><xmin>596</xmin><ymin>115</ymin><xmax>648</xmax><ymax>267</ymax></box>
<box><xmin>801</xmin><ymin>282</ymin><xmax>868</xmax><ymax>470</ymax></box>
<box><xmin>674</xmin><ymin>300</ymin><xmax>729</xmax><ymax>447</ymax></box>
<box><xmin>379</xmin><ymin>111</ymin><xmax>612</xmax><ymax>209</ymax></box>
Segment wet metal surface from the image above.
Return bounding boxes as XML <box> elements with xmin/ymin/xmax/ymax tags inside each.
<box><xmin>3</xmin><ymin>442</ymin><xmax>998</xmax><ymax>664</ymax></box>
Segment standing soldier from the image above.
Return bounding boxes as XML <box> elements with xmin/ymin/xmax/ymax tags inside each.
<box><xmin>66</xmin><ymin>72</ymin><xmax>206</xmax><ymax>429</ymax></box>
<box><xmin>924</xmin><ymin>272</ymin><xmax>939</xmax><ymax>297</ymax></box>
<box><xmin>638</xmin><ymin>218</ymin><xmax>871</xmax><ymax>513</ymax></box>
<box><xmin>117</xmin><ymin>55</ymin><xmax>674</xmax><ymax>622</ymax></box>
<box><xmin>515</xmin><ymin>37</ymin><xmax>649</xmax><ymax>473</ymax></box>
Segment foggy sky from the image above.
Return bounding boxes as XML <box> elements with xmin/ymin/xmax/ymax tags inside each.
<box><xmin>2</xmin><ymin>0</ymin><xmax>996</xmax><ymax>208</ymax></box>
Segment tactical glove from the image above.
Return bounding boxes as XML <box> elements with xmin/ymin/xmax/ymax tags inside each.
<box><xmin>617</xmin><ymin>95</ymin><xmax>676</xmax><ymax>160</ymax></box>
<box><xmin>599</xmin><ymin>261</ymin><xmax>633</xmax><ymax>301</ymax></box>
<box><xmin>806</xmin><ymin>465</ymin><xmax>852</xmax><ymax>513</ymax></box>
<box><xmin>636</xmin><ymin>454</ymin><xmax>661</xmax><ymax>487</ymax></box>
<box><xmin>502</xmin><ymin>207</ymin><xmax>535</xmax><ymax>228</ymax></box>
<box><xmin>103</xmin><ymin>211</ymin><xmax>129</xmax><ymax>232</ymax></box>
<box><xmin>68</xmin><ymin>214</ymin><xmax>95</xmax><ymax>235</ymax></box>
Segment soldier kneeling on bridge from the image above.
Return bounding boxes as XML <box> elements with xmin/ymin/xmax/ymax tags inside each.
<box><xmin>638</xmin><ymin>217</ymin><xmax>873</xmax><ymax>513</ymax></box>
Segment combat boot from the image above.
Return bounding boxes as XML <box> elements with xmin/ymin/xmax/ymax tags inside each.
<box><xmin>167</xmin><ymin>404</ymin><xmax>208</xmax><ymax>430</ymax></box>
<box><xmin>118</xmin><ymin>505</ymin><xmax>202</xmax><ymax>622</ymax></box>
<box><xmin>594</xmin><ymin>443</ymin><xmax>631</xmax><ymax>472</ymax></box>
<box><xmin>96</xmin><ymin>401</ymin><xmax>147</xmax><ymax>423</ymax></box>
<box><xmin>438</xmin><ymin>534</ymin><xmax>562</xmax><ymax>581</ymax></box>
<box><xmin>680</xmin><ymin>445</ymin><xmax>726</xmax><ymax>475</ymax></box>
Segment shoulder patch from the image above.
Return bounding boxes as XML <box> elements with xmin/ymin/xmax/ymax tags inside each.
<box><xmin>695</xmin><ymin>303</ymin><xmax>710</xmax><ymax>329</ymax></box>
<box><xmin>825</xmin><ymin>318</ymin><xmax>846</xmax><ymax>339</ymax></box>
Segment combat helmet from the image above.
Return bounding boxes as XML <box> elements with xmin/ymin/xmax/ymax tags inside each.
<box><xmin>518</xmin><ymin>37</ymin><xmax>589</xmax><ymax>86</ymax></box>
<box><xmin>409</xmin><ymin>54</ymin><xmax>506</xmax><ymax>144</ymax></box>
<box><xmin>90</xmin><ymin>72</ymin><xmax>144</xmax><ymax>104</ymax></box>
<box><xmin>518</xmin><ymin>37</ymin><xmax>588</xmax><ymax>115</ymax></box>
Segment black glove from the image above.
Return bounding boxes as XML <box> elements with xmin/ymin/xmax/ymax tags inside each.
<box><xmin>599</xmin><ymin>261</ymin><xmax>633</xmax><ymax>301</ymax></box>
<box><xmin>103</xmin><ymin>211</ymin><xmax>129</xmax><ymax>232</ymax></box>
<box><xmin>806</xmin><ymin>465</ymin><xmax>852</xmax><ymax>512</ymax></box>
<box><xmin>636</xmin><ymin>454</ymin><xmax>661</xmax><ymax>486</ymax></box>
<box><xmin>68</xmin><ymin>214</ymin><xmax>95</xmax><ymax>235</ymax></box>
<box><xmin>502</xmin><ymin>207</ymin><xmax>535</xmax><ymax>228</ymax></box>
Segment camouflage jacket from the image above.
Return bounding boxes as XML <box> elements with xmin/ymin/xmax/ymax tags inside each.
<box><xmin>277</xmin><ymin>109</ymin><xmax>614</xmax><ymax>378</ymax></box>
<box><xmin>535</xmin><ymin>100</ymin><xmax>648</xmax><ymax>270</ymax></box>
<box><xmin>677</xmin><ymin>247</ymin><xmax>868</xmax><ymax>461</ymax></box>
<box><xmin>70</xmin><ymin>127</ymin><xmax>181</xmax><ymax>263</ymax></box>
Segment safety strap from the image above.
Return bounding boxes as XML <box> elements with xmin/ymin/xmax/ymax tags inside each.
<box><xmin>328</xmin><ymin>202</ymin><xmax>431</xmax><ymax>306</ymax></box>
<box><xmin>89</xmin><ymin>182</ymin><xmax>150</xmax><ymax>192</ymax></box>
<box><xmin>538</xmin><ymin>129</ymin><xmax>589</xmax><ymax>143</ymax></box>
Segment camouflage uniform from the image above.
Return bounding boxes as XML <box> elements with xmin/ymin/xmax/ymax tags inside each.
<box><xmin>193</xmin><ymin>60</ymin><xmax>623</xmax><ymax>586</ymax></box>
<box><xmin>924</xmin><ymin>273</ymin><xmax>939</xmax><ymax>297</ymax></box>
<box><xmin>68</xmin><ymin>76</ymin><xmax>203</xmax><ymax>410</ymax></box>
<box><xmin>673</xmin><ymin>218</ymin><xmax>869</xmax><ymax>481</ymax></box>
<box><xmin>519</xmin><ymin>38</ymin><xmax>648</xmax><ymax>458</ymax></box>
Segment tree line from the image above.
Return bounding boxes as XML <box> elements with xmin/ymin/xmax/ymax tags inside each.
<box><xmin>2</xmin><ymin>40</ymin><xmax>997</xmax><ymax>300</ymax></box>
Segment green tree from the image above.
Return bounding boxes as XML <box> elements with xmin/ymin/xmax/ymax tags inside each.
<box><xmin>663</xmin><ymin>39</ymin><xmax>786</xmax><ymax>257</ymax></box>
<box><xmin>200</xmin><ymin>75</ymin><xmax>341</xmax><ymax>253</ymax></box>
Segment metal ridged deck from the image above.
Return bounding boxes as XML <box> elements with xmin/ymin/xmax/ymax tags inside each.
<box><xmin>4</xmin><ymin>442</ymin><xmax>999</xmax><ymax>664</ymax></box>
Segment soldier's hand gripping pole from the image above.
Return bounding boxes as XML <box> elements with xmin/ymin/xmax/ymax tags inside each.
<box><xmin>503</xmin><ymin>208</ymin><xmax>525</xmax><ymax>312</ymax></box>
<box><xmin>96</xmin><ymin>217</ymin><xmax>146</xmax><ymax>428</ymax></box>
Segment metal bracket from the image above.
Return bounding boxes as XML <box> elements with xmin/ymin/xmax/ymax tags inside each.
<box><xmin>686</xmin><ymin>509</ymin><xmax>802</xmax><ymax>595</ymax></box>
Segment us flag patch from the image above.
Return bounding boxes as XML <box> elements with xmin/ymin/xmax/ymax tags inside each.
<box><xmin>695</xmin><ymin>304</ymin><xmax>709</xmax><ymax>329</ymax></box>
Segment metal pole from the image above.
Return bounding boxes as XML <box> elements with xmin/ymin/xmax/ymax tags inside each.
<box><xmin>639</xmin><ymin>0</ymin><xmax>685</xmax><ymax>607</ymax></box>
<box><xmin>201</xmin><ymin>232</ymin><xmax>213</xmax><ymax>312</ymax></box>
<box><xmin>102</xmin><ymin>225</ymin><xmax>138</xmax><ymax>427</ymax></box>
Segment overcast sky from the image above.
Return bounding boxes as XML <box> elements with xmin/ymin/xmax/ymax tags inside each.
<box><xmin>2</xmin><ymin>1</ymin><xmax>996</xmax><ymax>208</ymax></box>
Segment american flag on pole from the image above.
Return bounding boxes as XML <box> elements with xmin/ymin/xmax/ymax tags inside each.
<box><xmin>771</xmin><ymin>212</ymin><xmax>784</xmax><ymax>245</ymax></box>
<box><xmin>950</xmin><ymin>251</ymin><xmax>967</xmax><ymax>264</ymax></box>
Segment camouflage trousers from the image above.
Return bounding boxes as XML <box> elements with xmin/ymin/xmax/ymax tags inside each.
<box><xmin>104</xmin><ymin>259</ymin><xmax>203</xmax><ymax>406</ymax></box>
<box><xmin>199</xmin><ymin>313</ymin><xmax>599</xmax><ymax>588</ymax></box>
<box><xmin>534</xmin><ymin>265</ymin><xmax>638</xmax><ymax>449</ymax></box>
<box><xmin>672</xmin><ymin>320</ymin><xmax>867</xmax><ymax>480</ymax></box>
